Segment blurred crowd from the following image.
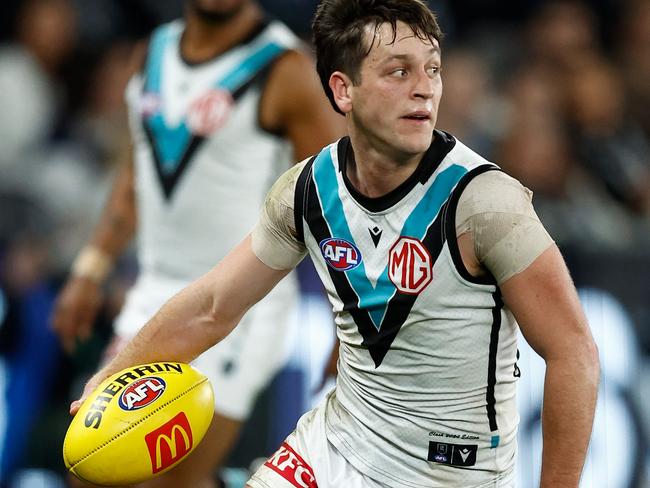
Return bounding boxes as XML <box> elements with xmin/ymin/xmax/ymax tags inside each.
<box><xmin>0</xmin><ymin>0</ymin><xmax>649</xmax><ymax>486</ymax></box>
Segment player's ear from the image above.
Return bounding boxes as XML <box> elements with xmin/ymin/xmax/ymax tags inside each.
<box><xmin>329</xmin><ymin>71</ymin><xmax>353</xmax><ymax>114</ymax></box>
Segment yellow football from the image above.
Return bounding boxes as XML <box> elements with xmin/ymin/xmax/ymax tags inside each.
<box><xmin>63</xmin><ymin>362</ymin><xmax>214</xmax><ymax>486</ymax></box>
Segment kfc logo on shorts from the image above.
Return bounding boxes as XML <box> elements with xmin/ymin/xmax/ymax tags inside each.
<box><xmin>389</xmin><ymin>237</ymin><xmax>433</xmax><ymax>294</ymax></box>
<box><xmin>320</xmin><ymin>238</ymin><xmax>362</xmax><ymax>271</ymax></box>
<box><xmin>118</xmin><ymin>377</ymin><xmax>166</xmax><ymax>411</ymax></box>
<box><xmin>264</xmin><ymin>442</ymin><xmax>317</xmax><ymax>488</ymax></box>
<box><xmin>187</xmin><ymin>89</ymin><xmax>233</xmax><ymax>135</ymax></box>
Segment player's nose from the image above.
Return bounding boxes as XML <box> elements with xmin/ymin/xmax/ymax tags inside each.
<box><xmin>412</xmin><ymin>69</ymin><xmax>435</xmax><ymax>100</ymax></box>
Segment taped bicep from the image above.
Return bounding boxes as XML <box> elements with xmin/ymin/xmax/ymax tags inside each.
<box><xmin>456</xmin><ymin>171</ymin><xmax>554</xmax><ymax>285</ymax></box>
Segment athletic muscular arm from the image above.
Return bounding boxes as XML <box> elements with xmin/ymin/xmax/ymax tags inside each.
<box><xmin>502</xmin><ymin>247</ymin><xmax>599</xmax><ymax>488</ymax></box>
<box><xmin>260</xmin><ymin>49</ymin><xmax>345</xmax><ymax>161</ymax></box>
<box><xmin>456</xmin><ymin>171</ymin><xmax>599</xmax><ymax>488</ymax></box>
<box><xmin>71</xmin><ymin>235</ymin><xmax>290</xmax><ymax>414</ymax></box>
<box><xmin>87</xmin><ymin>155</ymin><xmax>137</xmax><ymax>257</ymax></box>
<box><xmin>51</xmin><ymin>156</ymin><xmax>137</xmax><ymax>352</ymax></box>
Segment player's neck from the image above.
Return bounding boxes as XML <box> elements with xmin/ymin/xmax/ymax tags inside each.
<box><xmin>181</xmin><ymin>3</ymin><xmax>263</xmax><ymax>63</ymax></box>
<box><xmin>346</xmin><ymin>130</ymin><xmax>426</xmax><ymax>199</ymax></box>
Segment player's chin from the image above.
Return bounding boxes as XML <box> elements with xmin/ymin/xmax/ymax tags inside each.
<box><xmin>395</xmin><ymin>130</ymin><xmax>435</xmax><ymax>155</ymax></box>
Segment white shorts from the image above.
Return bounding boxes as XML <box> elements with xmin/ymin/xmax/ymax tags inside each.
<box><xmin>249</xmin><ymin>392</ymin><xmax>517</xmax><ymax>488</ymax></box>
<box><xmin>248</xmin><ymin>395</ymin><xmax>384</xmax><ymax>488</ymax></box>
<box><xmin>111</xmin><ymin>272</ymin><xmax>298</xmax><ymax>420</ymax></box>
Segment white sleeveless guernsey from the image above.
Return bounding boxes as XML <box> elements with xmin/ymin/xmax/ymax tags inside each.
<box><xmin>115</xmin><ymin>20</ymin><xmax>302</xmax><ymax>419</ymax></box>
<box><xmin>125</xmin><ymin>19</ymin><xmax>300</xmax><ymax>283</ymax></box>
<box><xmin>294</xmin><ymin>132</ymin><xmax>519</xmax><ymax>487</ymax></box>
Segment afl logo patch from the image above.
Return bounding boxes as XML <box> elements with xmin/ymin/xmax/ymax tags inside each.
<box><xmin>187</xmin><ymin>89</ymin><xmax>233</xmax><ymax>136</ymax></box>
<box><xmin>320</xmin><ymin>238</ymin><xmax>362</xmax><ymax>271</ymax></box>
<box><xmin>140</xmin><ymin>92</ymin><xmax>161</xmax><ymax>118</ymax></box>
<box><xmin>118</xmin><ymin>377</ymin><xmax>166</xmax><ymax>411</ymax></box>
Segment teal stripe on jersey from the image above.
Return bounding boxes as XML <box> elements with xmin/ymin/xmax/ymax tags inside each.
<box><xmin>313</xmin><ymin>145</ymin><xmax>467</xmax><ymax>330</ymax></box>
<box><xmin>144</xmin><ymin>25</ymin><xmax>178</xmax><ymax>93</ymax></box>
<box><xmin>147</xmin><ymin>117</ymin><xmax>192</xmax><ymax>174</ymax></box>
<box><xmin>402</xmin><ymin>163</ymin><xmax>468</xmax><ymax>236</ymax></box>
<box><xmin>313</xmin><ymin>145</ymin><xmax>392</xmax><ymax>328</ymax></box>
<box><xmin>219</xmin><ymin>42</ymin><xmax>286</xmax><ymax>92</ymax></box>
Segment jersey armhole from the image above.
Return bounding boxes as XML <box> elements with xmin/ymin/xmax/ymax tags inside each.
<box><xmin>444</xmin><ymin>165</ymin><xmax>500</xmax><ymax>286</ymax></box>
<box><xmin>294</xmin><ymin>156</ymin><xmax>317</xmax><ymax>244</ymax></box>
<box><xmin>256</xmin><ymin>49</ymin><xmax>296</xmax><ymax>137</ymax></box>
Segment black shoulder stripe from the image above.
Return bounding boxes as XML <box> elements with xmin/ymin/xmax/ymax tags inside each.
<box><xmin>257</xmin><ymin>49</ymin><xmax>295</xmax><ymax>137</ymax></box>
<box><xmin>444</xmin><ymin>165</ymin><xmax>500</xmax><ymax>285</ymax></box>
<box><xmin>293</xmin><ymin>156</ymin><xmax>317</xmax><ymax>244</ymax></box>
<box><xmin>138</xmin><ymin>37</ymin><xmax>151</xmax><ymax>78</ymax></box>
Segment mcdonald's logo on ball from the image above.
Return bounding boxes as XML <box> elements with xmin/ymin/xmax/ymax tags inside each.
<box><xmin>145</xmin><ymin>412</ymin><xmax>194</xmax><ymax>473</ymax></box>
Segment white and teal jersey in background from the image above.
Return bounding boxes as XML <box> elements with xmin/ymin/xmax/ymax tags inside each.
<box><xmin>115</xmin><ymin>20</ymin><xmax>302</xmax><ymax>418</ymax></box>
<box><xmin>295</xmin><ymin>131</ymin><xmax>520</xmax><ymax>487</ymax></box>
<box><xmin>125</xmin><ymin>19</ymin><xmax>299</xmax><ymax>284</ymax></box>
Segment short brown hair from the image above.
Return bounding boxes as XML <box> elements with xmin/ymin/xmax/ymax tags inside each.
<box><xmin>312</xmin><ymin>0</ymin><xmax>443</xmax><ymax>114</ymax></box>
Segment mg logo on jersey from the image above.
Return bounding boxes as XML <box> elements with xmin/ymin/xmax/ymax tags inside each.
<box><xmin>118</xmin><ymin>377</ymin><xmax>166</xmax><ymax>411</ymax></box>
<box><xmin>320</xmin><ymin>238</ymin><xmax>362</xmax><ymax>271</ymax></box>
<box><xmin>187</xmin><ymin>89</ymin><xmax>233</xmax><ymax>136</ymax></box>
<box><xmin>389</xmin><ymin>237</ymin><xmax>433</xmax><ymax>294</ymax></box>
<box><xmin>145</xmin><ymin>412</ymin><xmax>193</xmax><ymax>474</ymax></box>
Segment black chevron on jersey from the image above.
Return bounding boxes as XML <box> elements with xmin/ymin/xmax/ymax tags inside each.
<box><xmin>141</xmin><ymin>21</ymin><xmax>287</xmax><ymax>200</ymax></box>
<box><xmin>364</xmin><ymin>198</ymin><xmax>452</xmax><ymax>367</ymax></box>
<box><xmin>304</xmin><ymin>172</ymin><xmax>450</xmax><ymax>368</ymax></box>
<box><xmin>143</xmin><ymin>128</ymin><xmax>203</xmax><ymax>200</ymax></box>
<box><xmin>142</xmin><ymin>61</ymin><xmax>283</xmax><ymax>200</ymax></box>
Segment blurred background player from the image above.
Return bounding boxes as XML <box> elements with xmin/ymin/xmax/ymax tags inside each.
<box><xmin>50</xmin><ymin>0</ymin><xmax>344</xmax><ymax>486</ymax></box>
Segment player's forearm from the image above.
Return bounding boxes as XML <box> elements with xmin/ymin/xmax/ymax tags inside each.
<box><xmin>71</xmin><ymin>160</ymin><xmax>136</xmax><ymax>284</ymax></box>
<box><xmin>96</xmin><ymin>272</ymin><xmax>235</xmax><ymax>382</ymax></box>
<box><xmin>90</xmin><ymin>159</ymin><xmax>137</xmax><ymax>258</ymax></box>
<box><xmin>539</xmin><ymin>347</ymin><xmax>600</xmax><ymax>488</ymax></box>
<box><xmin>92</xmin><ymin>236</ymin><xmax>284</xmax><ymax>383</ymax></box>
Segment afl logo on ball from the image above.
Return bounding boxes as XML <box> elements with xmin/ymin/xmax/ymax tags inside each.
<box><xmin>118</xmin><ymin>377</ymin><xmax>166</xmax><ymax>411</ymax></box>
<box><xmin>320</xmin><ymin>238</ymin><xmax>362</xmax><ymax>271</ymax></box>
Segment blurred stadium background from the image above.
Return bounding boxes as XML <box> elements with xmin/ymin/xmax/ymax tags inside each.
<box><xmin>0</xmin><ymin>0</ymin><xmax>649</xmax><ymax>487</ymax></box>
